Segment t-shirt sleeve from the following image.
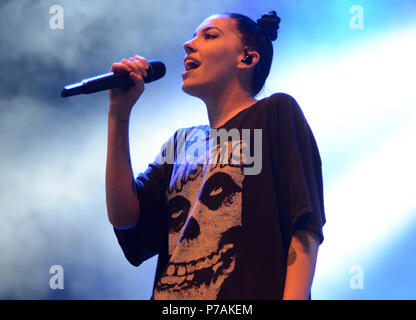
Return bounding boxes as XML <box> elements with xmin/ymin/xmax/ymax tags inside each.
<box><xmin>276</xmin><ymin>94</ymin><xmax>326</xmax><ymax>244</ymax></box>
<box><xmin>113</xmin><ymin>133</ymin><xmax>175</xmax><ymax>267</ymax></box>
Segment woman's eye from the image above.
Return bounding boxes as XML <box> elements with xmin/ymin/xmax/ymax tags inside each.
<box><xmin>205</xmin><ymin>34</ymin><xmax>217</xmax><ymax>39</ymax></box>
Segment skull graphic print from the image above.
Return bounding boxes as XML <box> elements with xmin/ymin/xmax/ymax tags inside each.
<box><xmin>153</xmin><ymin>131</ymin><xmax>246</xmax><ymax>299</ymax></box>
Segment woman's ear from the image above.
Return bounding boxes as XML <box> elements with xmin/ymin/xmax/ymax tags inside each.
<box><xmin>238</xmin><ymin>49</ymin><xmax>260</xmax><ymax>69</ymax></box>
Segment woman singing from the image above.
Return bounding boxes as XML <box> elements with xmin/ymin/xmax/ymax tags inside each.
<box><xmin>106</xmin><ymin>10</ymin><xmax>325</xmax><ymax>300</ymax></box>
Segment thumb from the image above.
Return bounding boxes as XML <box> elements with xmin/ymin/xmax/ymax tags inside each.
<box><xmin>129</xmin><ymin>71</ymin><xmax>144</xmax><ymax>87</ymax></box>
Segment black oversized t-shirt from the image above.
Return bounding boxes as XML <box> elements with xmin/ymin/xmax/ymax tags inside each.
<box><xmin>114</xmin><ymin>93</ymin><xmax>326</xmax><ymax>299</ymax></box>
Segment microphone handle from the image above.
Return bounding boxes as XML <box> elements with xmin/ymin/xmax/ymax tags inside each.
<box><xmin>82</xmin><ymin>72</ymin><xmax>134</xmax><ymax>94</ymax></box>
<box><xmin>61</xmin><ymin>60</ymin><xmax>165</xmax><ymax>98</ymax></box>
<box><xmin>60</xmin><ymin>73</ymin><xmax>134</xmax><ymax>97</ymax></box>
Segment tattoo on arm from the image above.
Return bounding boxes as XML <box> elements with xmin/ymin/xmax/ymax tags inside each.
<box><xmin>287</xmin><ymin>246</ymin><xmax>297</xmax><ymax>266</ymax></box>
<box><xmin>294</xmin><ymin>230</ymin><xmax>311</xmax><ymax>254</ymax></box>
<box><xmin>287</xmin><ymin>231</ymin><xmax>316</xmax><ymax>267</ymax></box>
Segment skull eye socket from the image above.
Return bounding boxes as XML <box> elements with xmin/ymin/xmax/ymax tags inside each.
<box><xmin>168</xmin><ymin>195</ymin><xmax>191</xmax><ymax>233</ymax></box>
<box><xmin>209</xmin><ymin>186</ymin><xmax>223</xmax><ymax>196</ymax></box>
<box><xmin>200</xmin><ymin>172</ymin><xmax>242</xmax><ymax>211</ymax></box>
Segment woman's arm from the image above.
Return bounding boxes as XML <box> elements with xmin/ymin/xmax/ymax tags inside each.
<box><xmin>282</xmin><ymin>229</ymin><xmax>320</xmax><ymax>300</ymax></box>
<box><xmin>106</xmin><ymin>116</ymin><xmax>141</xmax><ymax>228</ymax></box>
<box><xmin>105</xmin><ymin>56</ymin><xmax>148</xmax><ymax>228</ymax></box>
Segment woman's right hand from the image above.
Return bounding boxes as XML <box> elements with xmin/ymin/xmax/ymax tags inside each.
<box><xmin>108</xmin><ymin>55</ymin><xmax>150</xmax><ymax>121</ymax></box>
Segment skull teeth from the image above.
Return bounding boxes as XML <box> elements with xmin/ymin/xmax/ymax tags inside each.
<box><xmin>161</xmin><ymin>243</ymin><xmax>234</xmax><ymax>281</ymax></box>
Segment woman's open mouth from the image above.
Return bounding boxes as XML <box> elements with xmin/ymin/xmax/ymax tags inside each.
<box><xmin>185</xmin><ymin>62</ymin><xmax>201</xmax><ymax>71</ymax></box>
<box><xmin>184</xmin><ymin>57</ymin><xmax>201</xmax><ymax>71</ymax></box>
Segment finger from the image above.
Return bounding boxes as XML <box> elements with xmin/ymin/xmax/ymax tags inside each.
<box><xmin>128</xmin><ymin>57</ymin><xmax>147</xmax><ymax>78</ymax></box>
<box><xmin>122</xmin><ymin>58</ymin><xmax>146</xmax><ymax>78</ymax></box>
<box><xmin>111</xmin><ymin>62</ymin><xmax>132</xmax><ymax>75</ymax></box>
<box><xmin>134</xmin><ymin>55</ymin><xmax>150</xmax><ymax>70</ymax></box>
<box><xmin>129</xmin><ymin>71</ymin><xmax>144</xmax><ymax>87</ymax></box>
<box><xmin>121</xmin><ymin>59</ymin><xmax>137</xmax><ymax>74</ymax></box>
<box><xmin>131</xmin><ymin>57</ymin><xmax>148</xmax><ymax>78</ymax></box>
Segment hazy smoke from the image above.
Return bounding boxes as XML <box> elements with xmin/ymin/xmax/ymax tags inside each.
<box><xmin>0</xmin><ymin>0</ymin><xmax>242</xmax><ymax>300</ymax></box>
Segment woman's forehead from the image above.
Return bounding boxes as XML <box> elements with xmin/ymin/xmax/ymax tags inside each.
<box><xmin>194</xmin><ymin>14</ymin><xmax>236</xmax><ymax>35</ymax></box>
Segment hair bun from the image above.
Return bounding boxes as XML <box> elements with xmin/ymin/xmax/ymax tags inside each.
<box><xmin>256</xmin><ymin>10</ymin><xmax>281</xmax><ymax>41</ymax></box>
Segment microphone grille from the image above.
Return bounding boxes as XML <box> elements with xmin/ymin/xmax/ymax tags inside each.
<box><xmin>146</xmin><ymin>60</ymin><xmax>166</xmax><ymax>83</ymax></box>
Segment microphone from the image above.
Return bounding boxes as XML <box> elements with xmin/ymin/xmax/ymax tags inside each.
<box><xmin>61</xmin><ymin>60</ymin><xmax>166</xmax><ymax>98</ymax></box>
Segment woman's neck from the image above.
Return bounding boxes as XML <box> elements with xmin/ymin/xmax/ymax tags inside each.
<box><xmin>202</xmin><ymin>83</ymin><xmax>258</xmax><ymax>129</ymax></box>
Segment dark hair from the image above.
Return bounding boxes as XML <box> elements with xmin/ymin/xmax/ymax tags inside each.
<box><xmin>224</xmin><ymin>11</ymin><xmax>281</xmax><ymax>96</ymax></box>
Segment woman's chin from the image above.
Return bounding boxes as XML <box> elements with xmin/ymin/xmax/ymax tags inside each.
<box><xmin>181</xmin><ymin>81</ymin><xmax>204</xmax><ymax>98</ymax></box>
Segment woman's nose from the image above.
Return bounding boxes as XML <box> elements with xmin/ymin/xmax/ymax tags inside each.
<box><xmin>183</xmin><ymin>39</ymin><xmax>196</xmax><ymax>54</ymax></box>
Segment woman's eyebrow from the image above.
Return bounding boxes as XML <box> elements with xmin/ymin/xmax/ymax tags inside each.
<box><xmin>193</xmin><ymin>26</ymin><xmax>224</xmax><ymax>38</ymax></box>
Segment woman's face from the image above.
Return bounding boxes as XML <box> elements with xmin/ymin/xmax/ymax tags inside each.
<box><xmin>181</xmin><ymin>15</ymin><xmax>245</xmax><ymax>98</ymax></box>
